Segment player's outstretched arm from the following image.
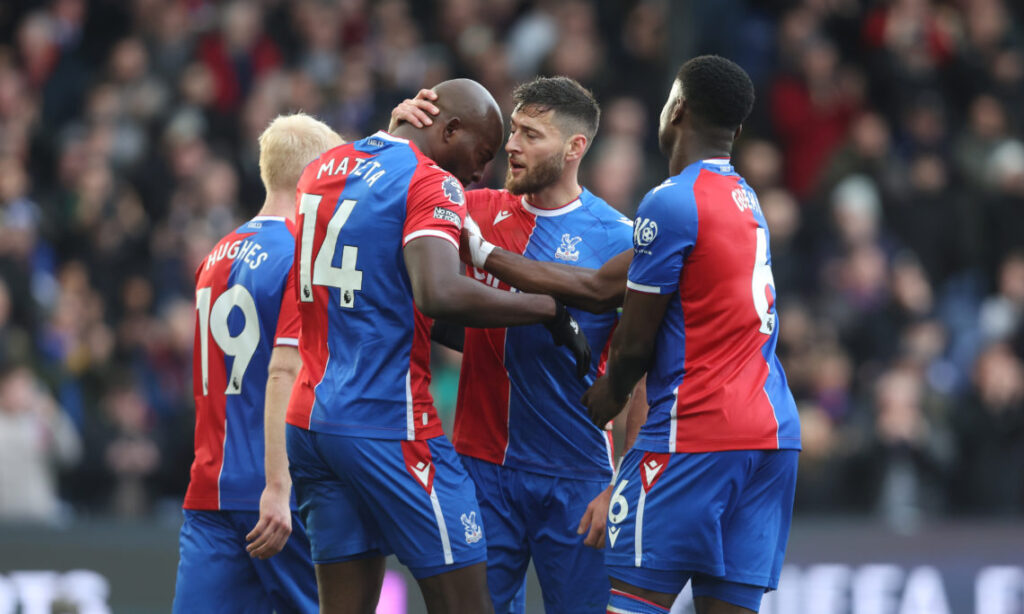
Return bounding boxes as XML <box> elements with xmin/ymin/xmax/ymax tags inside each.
<box><xmin>463</xmin><ymin>214</ymin><xmax>632</xmax><ymax>314</ymax></box>
<box><xmin>246</xmin><ymin>346</ymin><xmax>301</xmax><ymax>560</ymax></box>
<box><xmin>583</xmin><ymin>290</ymin><xmax>669</xmax><ymax>427</ymax></box>
<box><xmin>405</xmin><ymin>236</ymin><xmax>592</xmax><ymax>377</ymax></box>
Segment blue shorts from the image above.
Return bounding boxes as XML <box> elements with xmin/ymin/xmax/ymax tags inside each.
<box><xmin>287</xmin><ymin>426</ymin><xmax>487</xmax><ymax>579</ymax></box>
<box><xmin>461</xmin><ymin>455</ymin><xmax>609</xmax><ymax>614</ymax></box>
<box><xmin>605</xmin><ymin>448</ymin><xmax>798</xmax><ymax>595</ymax></box>
<box><xmin>172</xmin><ymin>509</ymin><xmax>317</xmax><ymax>614</ymax></box>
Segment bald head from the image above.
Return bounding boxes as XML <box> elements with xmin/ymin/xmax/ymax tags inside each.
<box><xmin>432</xmin><ymin>78</ymin><xmax>503</xmax><ymax>137</ymax></box>
<box><xmin>395</xmin><ymin>78</ymin><xmax>503</xmax><ymax>186</ymax></box>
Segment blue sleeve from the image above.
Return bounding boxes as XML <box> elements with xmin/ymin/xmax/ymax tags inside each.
<box><xmin>626</xmin><ymin>181</ymin><xmax>698</xmax><ymax>294</ymax></box>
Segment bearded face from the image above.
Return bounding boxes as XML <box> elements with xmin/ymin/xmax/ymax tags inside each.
<box><xmin>504</xmin><ymin>106</ymin><xmax>570</xmax><ymax>195</ymax></box>
<box><xmin>505</xmin><ymin>149</ymin><xmax>565</xmax><ymax>195</ymax></box>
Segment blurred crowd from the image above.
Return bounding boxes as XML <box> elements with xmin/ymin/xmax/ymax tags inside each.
<box><xmin>0</xmin><ymin>0</ymin><xmax>1022</xmax><ymax>530</ymax></box>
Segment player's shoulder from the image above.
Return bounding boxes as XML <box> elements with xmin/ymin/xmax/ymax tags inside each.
<box><xmin>637</xmin><ymin>166</ymin><xmax>702</xmax><ymax>219</ymax></box>
<box><xmin>465</xmin><ymin>187</ymin><xmax>515</xmax><ymax>213</ymax></box>
<box><xmin>578</xmin><ymin>188</ymin><xmax>632</xmax><ymax>229</ymax></box>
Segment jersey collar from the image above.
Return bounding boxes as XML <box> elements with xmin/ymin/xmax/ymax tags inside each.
<box><xmin>520</xmin><ymin>192</ymin><xmax>584</xmax><ymax>217</ymax></box>
<box><xmin>372</xmin><ymin>130</ymin><xmax>409</xmax><ymax>144</ymax></box>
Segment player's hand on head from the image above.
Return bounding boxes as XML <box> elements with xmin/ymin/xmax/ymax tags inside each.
<box><xmin>245</xmin><ymin>484</ymin><xmax>293</xmax><ymax>560</ymax></box>
<box><xmin>577</xmin><ymin>484</ymin><xmax>612</xmax><ymax>549</ymax></box>
<box><xmin>389</xmin><ymin>89</ymin><xmax>441</xmax><ymax>130</ymax></box>
<box><xmin>544</xmin><ymin>300</ymin><xmax>591</xmax><ymax>379</ymax></box>
<box><xmin>582</xmin><ymin>375</ymin><xmax>624</xmax><ymax>427</ymax></box>
<box><xmin>460</xmin><ymin>214</ymin><xmax>495</xmax><ymax>268</ymax></box>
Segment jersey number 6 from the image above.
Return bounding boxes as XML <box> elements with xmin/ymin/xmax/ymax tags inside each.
<box><xmin>751</xmin><ymin>227</ymin><xmax>776</xmax><ymax>335</ymax></box>
<box><xmin>298</xmin><ymin>192</ymin><xmax>364</xmax><ymax>308</ymax></box>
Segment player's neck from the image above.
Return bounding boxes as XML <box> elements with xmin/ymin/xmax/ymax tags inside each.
<box><xmin>392</xmin><ymin>125</ymin><xmax>432</xmax><ymax>159</ymax></box>
<box><xmin>522</xmin><ymin>174</ymin><xmax>582</xmax><ymax>210</ymax></box>
<box><xmin>258</xmin><ymin>190</ymin><xmax>297</xmax><ymax>222</ymax></box>
<box><xmin>670</xmin><ymin>141</ymin><xmax>732</xmax><ymax>175</ymax></box>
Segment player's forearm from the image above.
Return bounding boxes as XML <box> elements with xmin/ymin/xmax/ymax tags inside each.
<box><xmin>623</xmin><ymin>376</ymin><xmax>649</xmax><ymax>450</ymax></box>
<box><xmin>264</xmin><ymin>350</ymin><xmax>300</xmax><ymax>490</ymax></box>
<box><xmin>605</xmin><ymin>332</ymin><xmax>653</xmax><ymax>405</ymax></box>
<box><xmin>485</xmin><ymin>248</ymin><xmax>629</xmax><ymax>314</ymax></box>
<box><xmin>419</xmin><ymin>275</ymin><xmax>557</xmax><ymax>327</ymax></box>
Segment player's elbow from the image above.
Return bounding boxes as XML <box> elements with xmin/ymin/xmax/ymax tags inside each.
<box><xmin>591</xmin><ymin>286</ymin><xmax>625</xmax><ymax>313</ymax></box>
<box><xmin>267</xmin><ymin>349</ymin><xmax>302</xmax><ymax>381</ymax></box>
<box><xmin>612</xmin><ymin>337</ymin><xmax>652</xmax><ymax>367</ymax></box>
<box><xmin>268</xmin><ymin>363</ymin><xmax>301</xmax><ymax>382</ymax></box>
<box><xmin>577</xmin><ymin>281</ymin><xmax>624</xmax><ymax>314</ymax></box>
<box><xmin>412</xmin><ymin>282</ymin><xmax>453</xmax><ymax>320</ymax></box>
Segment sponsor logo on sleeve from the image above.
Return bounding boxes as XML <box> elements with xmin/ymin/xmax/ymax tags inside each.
<box><xmin>441</xmin><ymin>176</ymin><xmax>465</xmax><ymax>205</ymax></box>
<box><xmin>433</xmin><ymin>207</ymin><xmax>462</xmax><ymax>229</ymax></box>
<box><xmin>634</xmin><ymin>218</ymin><xmax>658</xmax><ymax>254</ymax></box>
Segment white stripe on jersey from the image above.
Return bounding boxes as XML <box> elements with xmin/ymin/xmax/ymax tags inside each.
<box><xmin>403</xmin><ymin>229</ymin><xmax>458</xmax><ymax>248</ymax></box>
<box><xmin>274</xmin><ymin>337</ymin><xmax>299</xmax><ymax>347</ymax></box>
<box><xmin>604</xmin><ymin>430</ymin><xmax>614</xmax><ymax>473</ymax></box>
<box><xmin>405</xmin><ymin>370</ymin><xmax>415</xmax><ymax>440</ymax></box>
<box><xmin>429</xmin><ymin>486</ymin><xmax>454</xmax><ymax>565</ymax></box>
<box><xmin>765</xmin><ymin>361</ymin><xmax>780</xmax><ymax>449</ymax></box>
<box><xmin>669</xmin><ymin>388</ymin><xmax>678</xmax><ymax>453</ymax></box>
<box><xmin>626</xmin><ymin>280</ymin><xmax>662</xmax><ymax>294</ymax></box>
<box><xmin>216</xmin><ymin>414</ymin><xmax>228</xmax><ymax>509</ymax></box>
<box><xmin>635</xmin><ymin>486</ymin><xmax>647</xmax><ymax>566</ymax></box>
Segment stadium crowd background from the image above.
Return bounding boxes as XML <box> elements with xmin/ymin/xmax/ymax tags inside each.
<box><xmin>0</xmin><ymin>0</ymin><xmax>1022</xmax><ymax>534</ymax></box>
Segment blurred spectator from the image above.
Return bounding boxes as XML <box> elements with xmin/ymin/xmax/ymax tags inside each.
<box><xmin>198</xmin><ymin>1</ymin><xmax>281</xmax><ymax>114</ymax></box>
<box><xmin>771</xmin><ymin>35</ymin><xmax>863</xmax><ymax>198</ymax></box>
<box><xmin>0</xmin><ymin>364</ymin><xmax>81</xmax><ymax>524</ymax></box>
<box><xmin>865</xmin><ymin>364</ymin><xmax>954</xmax><ymax>532</ymax></box>
<box><xmin>734</xmin><ymin>138</ymin><xmax>783</xmax><ymax>193</ymax></box>
<box><xmin>75</xmin><ymin>379</ymin><xmax>164</xmax><ymax>517</ymax></box>
<box><xmin>951</xmin><ymin>343</ymin><xmax>1024</xmax><ymax>514</ymax></box>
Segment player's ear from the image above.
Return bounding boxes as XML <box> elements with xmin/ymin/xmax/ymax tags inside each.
<box><xmin>442</xmin><ymin>117</ymin><xmax>461</xmax><ymax>143</ymax></box>
<box><xmin>734</xmin><ymin>124</ymin><xmax>743</xmax><ymax>141</ymax></box>
<box><xmin>673</xmin><ymin>97</ymin><xmax>687</xmax><ymax>126</ymax></box>
<box><xmin>564</xmin><ymin>134</ymin><xmax>588</xmax><ymax>162</ymax></box>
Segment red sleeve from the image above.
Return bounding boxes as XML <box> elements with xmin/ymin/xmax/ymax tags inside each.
<box><xmin>402</xmin><ymin>164</ymin><xmax>466</xmax><ymax>249</ymax></box>
<box><xmin>273</xmin><ymin>263</ymin><xmax>300</xmax><ymax>347</ymax></box>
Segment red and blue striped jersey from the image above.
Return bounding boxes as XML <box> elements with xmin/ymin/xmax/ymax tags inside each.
<box><xmin>453</xmin><ymin>188</ymin><xmax>634</xmax><ymax>479</ymax></box>
<box><xmin>184</xmin><ymin>216</ymin><xmax>300</xmax><ymax>511</ymax></box>
<box><xmin>285</xmin><ymin>132</ymin><xmax>465</xmax><ymax>440</ymax></box>
<box><xmin>627</xmin><ymin>159</ymin><xmax>801</xmax><ymax>453</ymax></box>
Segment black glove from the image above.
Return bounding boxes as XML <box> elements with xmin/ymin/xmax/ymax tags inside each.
<box><xmin>544</xmin><ymin>300</ymin><xmax>592</xmax><ymax>379</ymax></box>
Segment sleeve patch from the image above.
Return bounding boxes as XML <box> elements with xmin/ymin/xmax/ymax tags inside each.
<box><xmin>634</xmin><ymin>217</ymin><xmax>659</xmax><ymax>249</ymax></box>
<box><xmin>442</xmin><ymin>176</ymin><xmax>465</xmax><ymax>205</ymax></box>
<box><xmin>433</xmin><ymin>206</ymin><xmax>463</xmax><ymax>228</ymax></box>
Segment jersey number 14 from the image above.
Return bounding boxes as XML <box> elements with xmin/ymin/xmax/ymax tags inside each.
<box><xmin>298</xmin><ymin>193</ymin><xmax>363</xmax><ymax>308</ymax></box>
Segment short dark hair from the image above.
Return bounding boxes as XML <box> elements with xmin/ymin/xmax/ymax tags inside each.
<box><xmin>511</xmin><ymin>76</ymin><xmax>600</xmax><ymax>144</ymax></box>
<box><xmin>677</xmin><ymin>55</ymin><xmax>755</xmax><ymax>130</ymax></box>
